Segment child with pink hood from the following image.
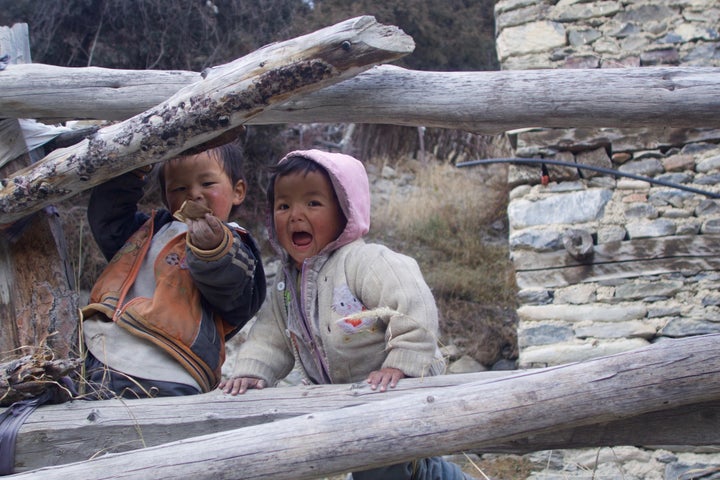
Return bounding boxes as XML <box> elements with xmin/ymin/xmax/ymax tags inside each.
<box><xmin>222</xmin><ymin>149</ymin><xmax>473</xmax><ymax>479</ymax></box>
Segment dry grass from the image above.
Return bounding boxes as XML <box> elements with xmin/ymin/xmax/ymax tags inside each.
<box><xmin>369</xmin><ymin>160</ymin><xmax>516</xmax><ymax>305</ymax></box>
<box><xmin>367</xmin><ymin>159</ymin><xmax>519</xmax><ymax>367</ymax></box>
<box><xmin>466</xmin><ymin>454</ymin><xmax>539</xmax><ymax>480</ymax></box>
<box><xmin>60</xmin><ymin>194</ymin><xmax>106</xmax><ymax>292</ymax></box>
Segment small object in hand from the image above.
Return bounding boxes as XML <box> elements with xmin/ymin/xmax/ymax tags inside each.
<box><xmin>173</xmin><ymin>200</ymin><xmax>213</xmax><ymax>222</ymax></box>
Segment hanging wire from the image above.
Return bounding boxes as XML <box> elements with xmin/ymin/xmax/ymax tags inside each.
<box><xmin>456</xmin><ymin>157</ymin><xmax>720</xmax><ymax>199</ymax></box>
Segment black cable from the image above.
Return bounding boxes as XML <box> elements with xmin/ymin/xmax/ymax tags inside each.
<box><xmin>456</xmin><ymin>157</ymin><xmax>720</xmax><ymax>199</ymax></box>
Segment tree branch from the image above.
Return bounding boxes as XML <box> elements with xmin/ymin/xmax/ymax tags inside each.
<box><xmin>0</xmin><ymin>16</ymin><xmax>414</xmax><ymax>225</ymax></box>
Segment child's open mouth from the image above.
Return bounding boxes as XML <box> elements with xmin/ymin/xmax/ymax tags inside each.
<box><xmin>292</xmin><ymin>231</ymin><xmax>313</xmax><ymax>247</ymax></box>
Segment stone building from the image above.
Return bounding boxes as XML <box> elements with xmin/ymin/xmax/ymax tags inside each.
<box><xmin>487</xmin><ymin>1</ymin><xmax>720</xmax><ymax>477</ymax></box>
<box><xmin>494</xmin><ymin>0</ymin><xmax>720</xmax><ymax>368</ymax></box>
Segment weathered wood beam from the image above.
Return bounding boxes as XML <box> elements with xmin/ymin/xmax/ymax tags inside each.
<box><xmin>7</xmin><ymin>334</ymin><xmax>720</xmax><ymax>479</ymax></box>
<box><xmin>10</xmin><ymin>372</ymin><xmax>513</xmax><ymax>471</ymax></box>
<box><xmin>0</xmin><ymin>16</ymin><xmax>414</xmax><ymax>225</ymax></box>
<box><xmin>9</xmin><ymin>368</ymin><xmax>720</xmax><ymax>473</ymax></box>
<box><xmin>257</xmin><ymin>65</ymin><xmax>720</xmax><ymax>131</ymax></box>
<box><xmin>2</xmin><ymin>63</ymin><xmax>720</xmax><ymax>131</ymax></box>
<box><xmin>480</xmin><ymin>399</ymin><xmax>720</xmax><ymax>454</ymax></box>
<box><xmin>0</xmin><ymin>63</ymin><xmax>201</xmax><ymax>121</ymax></box>
<box><xmin>0</xmin><ymin>24</ymin><xmax>78</xmax><ymax>359</ymax></box>
<box><xmin>0</xmin><ymin>23</ymin><xmax>30</xmax><ymax>67</ymax></box>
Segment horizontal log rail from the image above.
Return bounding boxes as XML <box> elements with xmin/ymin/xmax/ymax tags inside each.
<box><xmin>10</xmin><ymin>369</ymin><xmax>720</xmax><ymax>472</ymax></box>
<box><xmin>6</xmin><ymin>334</ymin><xmax>720</xmax><ymax>478</ymax></box>
<box><xmin>2</xmin><ymin>64</ymin><xmax>720</xmax><ymax>132</ymax></box>
<box><xmin>256</xmin><ymin>65</ymin><xmax>720</xmax><ymax>131</ymax></box>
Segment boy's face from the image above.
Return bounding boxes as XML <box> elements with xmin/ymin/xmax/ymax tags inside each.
<box><xmin>164</xmin><ymin>151</ymin><xmax>245</xmax><ymax>222</ymax></box>
<box><xmin>273</xmin><ymin>170</ymin><xmax>345</xmax><ymax>269</ymax></box>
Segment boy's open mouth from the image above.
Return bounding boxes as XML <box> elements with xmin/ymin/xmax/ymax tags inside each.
<box><xmin>292</xmin><ymin>231</ymin><xmax>313</xmax><ymax>247</ymax></box>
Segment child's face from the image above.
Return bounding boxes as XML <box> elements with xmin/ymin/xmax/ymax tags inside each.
<box><xmin>273</xmin><ymin>170</ymin><xmax>345</xmax><ymax>269</ymax></box>
<box><xmin>164</xmin><ymin>151</ymin><xmax>245</xmax><ymax>222</ymax></box>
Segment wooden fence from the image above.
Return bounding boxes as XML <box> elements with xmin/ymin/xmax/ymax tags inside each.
<box><xmin>7</xmin><ymin>334</ymin><xmax>720</xmax><ymax>478</ymax></box>
<box><xmin>2</xmin><ymin>16</ymin><xmax>720</xmax><ymax>478</ymax></box>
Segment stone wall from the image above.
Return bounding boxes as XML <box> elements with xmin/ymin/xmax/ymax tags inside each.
<box><xmin>495</xmin><ymin>0</ymin><xmax>720</xmax><ymax>70</ymax></box>
<box><xmin>493</xmin><ymin>0</ymin><xmax>720</xmax><ymax>369</ymax></box>
<box><xmin>489</xmin><ymin>2</ymin><xmax>720</xmax><ymax>476</ymax></box>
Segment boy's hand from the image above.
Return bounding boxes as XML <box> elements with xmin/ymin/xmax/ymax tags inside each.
<box><xmin>219</xmin><ymin>376</ymin><xmax>267</xmax><ymax>395</ymax></box>
<box><xmin>187</xmin><ymin>213</ymin><xmax>224</xmax><ymax>250</ymax></box>
<box><xmin>366</xmin><ymin>367</ymin><xmax>405</xmax><ymax>392</ymax></box>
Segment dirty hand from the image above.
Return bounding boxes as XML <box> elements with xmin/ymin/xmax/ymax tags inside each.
<box><xmin>219</xmin><ymin>376</ymin><xmax>267</xmax><ymax>395</ymax></box>
<box><xmin>366</xmin><ymin>367</ymin><xmax>406</xmax><ymax>392</ymax></box>
<box><xmin>186</xmin><ymin>213</ymin><xmax>225</xmax><ymax>250</ymax></box>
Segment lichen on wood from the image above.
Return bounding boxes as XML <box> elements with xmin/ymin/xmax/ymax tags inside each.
<box><xmin>0</xmin><ymin>16</ymin><xmax>414</xmax><ymax>225</ymax></box>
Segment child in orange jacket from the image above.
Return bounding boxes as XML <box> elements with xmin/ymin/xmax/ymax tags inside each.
<box><xmin>81</xmin><ymin>141</ymin><xmax>265</xmax><ymax>399</ymax></box>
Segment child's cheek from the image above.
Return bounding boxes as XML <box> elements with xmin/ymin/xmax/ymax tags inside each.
<box><xmin>202</xmin><ymin>191</ymin><xmax>230</xmax><ymax>220</ymax></box>
<box><xmin>166</xmin><ymin>193</ymin><xmax>183</xmax><ymax>214</ymax></box>
<box><xmin>277</xmin><ymin>230</ymin><xmax>292</xmax><ymax>251</ymax></box>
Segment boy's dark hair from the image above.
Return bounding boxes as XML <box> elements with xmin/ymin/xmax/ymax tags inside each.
<box><xmin>158</xmin><ymin>141</ymin><xmax>246</xmax><ymax>216</ymax></box>
<box><xmin>266</xmin><ymin>155</ymin><xmax>329</xmax><ymax>207</ymax></box>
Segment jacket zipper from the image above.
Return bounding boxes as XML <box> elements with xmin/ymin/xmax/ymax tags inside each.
<box><xmin>113</xmin><ymin>211</ymin><xmax>155</xmax><ymax>321</ymax></box>
<box><xmin>286</xmin><ymin>263</ymin><xmax>332</xmax><ymax>383</ymax></box>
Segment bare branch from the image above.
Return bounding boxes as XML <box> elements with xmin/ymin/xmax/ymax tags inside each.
<box><xmin>0</xmin><ymin>16</ymin><xmax>414</xmax><ymax>225</ymax></box>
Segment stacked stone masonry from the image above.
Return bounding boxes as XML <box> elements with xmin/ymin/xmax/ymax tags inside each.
<box><xmin>495</xmin><ymin>0</ymin><xmax>720</xmax><ymax>70</ymax></box>
<box><xmin>495</xmin><ymin>0</ymin><xmax>720</xmax><ymax>372</ymax></box>
<box><xmin>450</xmin><ymin>1</ymin><xmax>720</xmax><ymax>477</ymax></box>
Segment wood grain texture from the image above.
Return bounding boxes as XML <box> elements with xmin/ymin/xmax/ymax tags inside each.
<box><xmin>0</xmin><ymin>24</ymin><xmax>78</xmax><ymax>359</ymax></box>
<box><xmin>2</xmin><ymin>64</ymin><xmax>720</xmax><ymax>131</ymax></box>
<box><xmin>7</xmin><ymin>334</ymin><xmax>720</xmax><ymax>478</ymax></box>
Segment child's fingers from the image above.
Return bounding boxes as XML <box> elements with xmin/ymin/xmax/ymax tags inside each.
<box><xmin>204</xmin><ymin>213</ymin><xmax>224</xmax><ymax>232</ymax></box>
<box><xmin>187</xmin><ymin>216</ymin><xmax>224</xmax><ymax>249</ymax></box>
<box><xmin>220</xmin><ymin>377</ymin><xmax>266</xmax><ymax>395</ymax></box>
<box><xmin>366</xmin><ymin>368</ymin><xmax>405</xmax><ymax>392</ymax></box>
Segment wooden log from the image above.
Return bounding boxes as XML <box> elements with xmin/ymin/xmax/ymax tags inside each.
<box><xmin>0</xmin><ymin>120</ymin><xmax>25</xmax><ymax>354</ymax></box>
<box><xmin>0</xmin><ymin>210</ymin><xmax>80</xmax><ymax>356</ymax></box>
<box><xmin>7</xmin><ymin>334</ymin><xmax>720</xmax><ymax>479</ymax></box>
<box><xmin>0</xmin><ymin>63</ymin><xmax>201</xmax><ymax>121</ymax></box>
<box><xmin>0</xmin><ymin>24</ymin><xmax>78</xmax><ymax>359</ymax></box>
<box><xmin>3</xmin><ymin>63</ymin><xmax>720</xmax><ymax>132</ymax></box>
<box><xmin>0</xmin><ymin>27</ymin><xmax>30</xmax><ymax>355</ymax></box>
<box><xmin>480</xmin><ymin>399</ymin><xmax>720</xmax><ymax>454</ymax></box>
<box><xmin>0</xmin><ymin>119</ymin><xmax>29</xmax><ymax>169</ymax></box>
<box><xmin>0</xmin><ymin>16</ymin><xmax>414</xmax><ymax>225</ymax></box>
<box><xmin>257</xmin><ymin>65</ymin><xmax>720</xmax><ymax>131</ymax></box>
<box><xmin>8</xmin><ymin>368</ymin><xmax>720</xmax><ymax>472</ymax></box>
<box><xmin>9</xmin><ymin>372</ymin><xmax>513</xmax><ymax>471</ymax></box>
<box><xmin>513</xmin><ymin>234</ymin><xmax>720</xmax><ymax>288</ymax></box>
<box><xmin>0</xmin><ymin>23</ymin><xmax>30</xmax><ymax>67</ymax></box>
